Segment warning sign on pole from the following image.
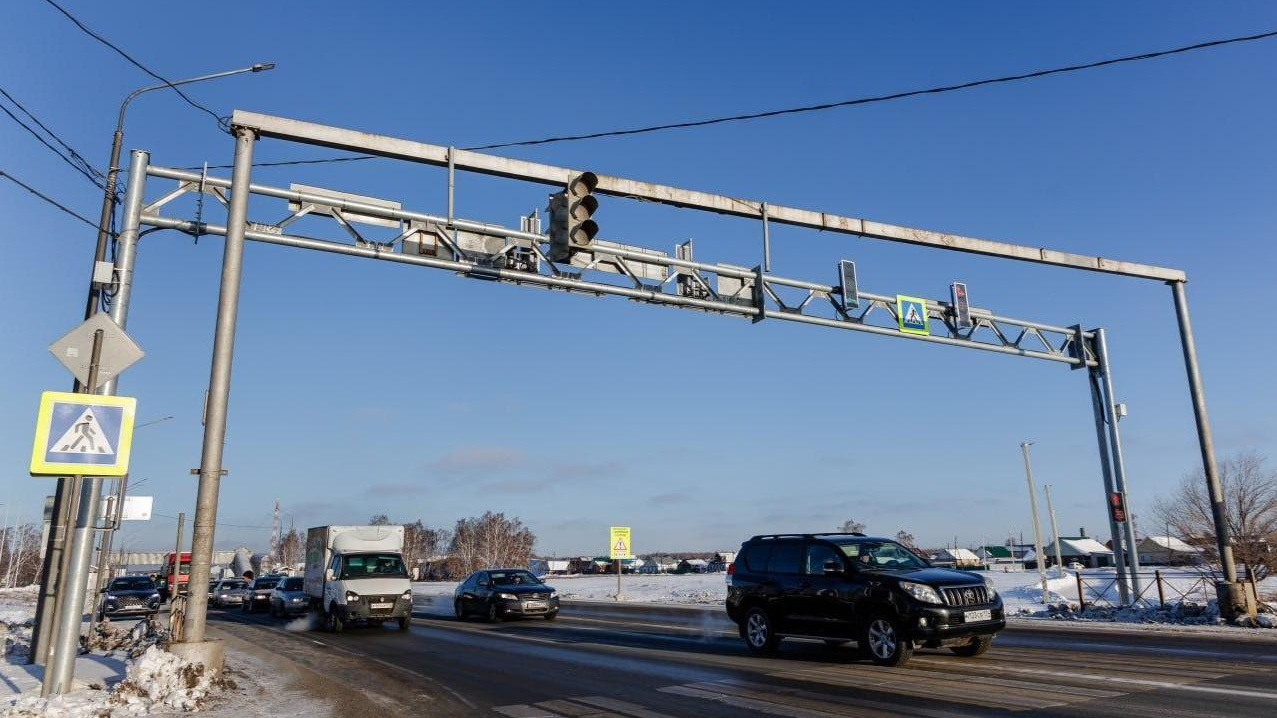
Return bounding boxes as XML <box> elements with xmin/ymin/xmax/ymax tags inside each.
<box><xmin>30</xmin><ymin>391</ymin><xmax>137</xmax><ymax>477</ymax></box>
<box><xmin>609</xmin><ymin>526</ymin><xmax>632</xmax><ymax>559</ymax></box>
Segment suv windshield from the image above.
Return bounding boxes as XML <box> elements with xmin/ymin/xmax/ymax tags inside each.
<box><xmin>489</xmin><ymin>570</ymin><xmax>540</xmax><ymax>586</ymax></box>
<box><xmin>837</xmin><ymin>540</ymin><xmax>929</xmax><ymax>571</ymax></box>
<box><xmin>253</xmin><ymin>577</ymin><xmax>280</xmax><ymax>590</ymax></box>
<box><xmin>109</xmin><ymin>577</ymin><xmax>154</xmax><ymax>591</ymax></box>
<box><xmin>281</xmin><ymin>577</ymin><xmax>304</xmax><ymax>591</ymax></box>
<box><xmin>340</xmin><ymin>553</ymin><xmax>408</xmax><ymax>579</ymax></box>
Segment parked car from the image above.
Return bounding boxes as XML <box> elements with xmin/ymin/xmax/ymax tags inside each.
<box><xmin>269</xmin><ymin>576</ymin><xmax>309</xmax><ymax>618</ymax></box>
<box><xmin>97</xmin><ymin>575</ymin><xmax>161</xmax><ymax>621</ymax></box>
<box><xmin>243</xmin><ymin>575</ymin><xmax>283</xmax><ymax>613</ymax></box>
<box><xmin>211</xmin><ymin>578</ymin><xmax>250</xmax><ymax>608</ymax></box>
<box><xmin>726</xmin><ymin>533</ymin><xmax>1006</xmax><ymax>667</ymax></box>
<box><xmin>454</xmin><ymin>569</ymin><xmax>559</xmax><ymax>622</ymax></box>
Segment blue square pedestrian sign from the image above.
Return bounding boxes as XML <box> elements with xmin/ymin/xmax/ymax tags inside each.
<box><xmin>30</xmin><ymin>391</ymin><xmax>137</xmax><ymax>477</ymax></box>
<box><xmin>896</xmin><ymin>295</ymin><xmax>930</xmax><ymax>336</ymax></box>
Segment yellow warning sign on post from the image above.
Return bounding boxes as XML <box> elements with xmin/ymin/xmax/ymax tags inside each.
<box><xmin>609</xmin><ymin>526</ymin><xmax>632</xmax><ymax>559</ymax></box>
<box><xmin>30</xmin><ymin>391</ymin><xmax>137</xmax><ymax>477</ymax></box>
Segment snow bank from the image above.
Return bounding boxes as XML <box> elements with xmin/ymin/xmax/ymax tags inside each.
<box><xmin>5</xmin><ymin>646</ymin><xmax>235</xmax><ymax>717</ymax></box>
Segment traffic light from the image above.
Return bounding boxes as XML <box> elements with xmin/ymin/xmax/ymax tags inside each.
<box><xmin>547</xmin><ymin>171</ymin><xmax>598</xmax><ymax>262</ymax></box>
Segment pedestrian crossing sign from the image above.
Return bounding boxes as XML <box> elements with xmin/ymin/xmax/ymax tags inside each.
<box><xmin>896</xmin><ymin>295</ymin><xmax>930</xmax><ymax>336</ymax></box>
<box><xmin>30</xmin><ymin>391</ymin><xmax>137</xmax><ymax>477</ymax></box>
<box><xmin>610</xmin><ymin>526</ymin><xmax>632</xmax><ymax>559</ymax></box>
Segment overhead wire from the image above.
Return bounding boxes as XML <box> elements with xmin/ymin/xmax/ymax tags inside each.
<box><xmin>0</xmin><ymin>85</ymin><xmax>105</xmax><ymax>182</ymax></box>
<box><xmin>183</xmin><ymin>26</ymin><xmax>1277</xmax><ymax>171</ymax></box>
<box><xmin>40</xmin><ymin>0</ymin><xmax>231</xmax><ymax>131</ymax></box>
<box><xmin>0</xmin><ymin>168</ymin><xmax>100</xmax><ymax>229</ymax></box>
<box><xmin>0</xmin><ymin>101</ymin><xmax>106</xmax><ymax>190</ymax></box>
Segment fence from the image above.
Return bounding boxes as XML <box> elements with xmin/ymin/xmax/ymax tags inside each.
<box><xmin>1067</xmin><ymin>570</ymin><xmax>1236</xmax><ymax>610</ymax></box>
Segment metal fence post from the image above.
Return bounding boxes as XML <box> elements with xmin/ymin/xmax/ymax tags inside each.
<box><xmin>1156</xmin><ymin>569</ymin><xmax>1165</xmax><ymax>608</ymax></box>
<box><xmin>183</xmin><ymin>126</ymin><xmax>256</xmax><ymax>645</ymax></box>
<box><xmin>1075</xmin><ymin>572</ymin><xmax>1086</xmax><ymax>612</ymax></box>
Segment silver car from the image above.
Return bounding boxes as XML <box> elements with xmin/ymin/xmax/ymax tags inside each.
<box><xmin>211</xmin><ymin>578</ymin><xmax>250</xmax><ymax>608</ymax></box>
<box><xmin>269</xmin><ymin>576</ymin><xmax>310</xmax><ymax>617</ymax></box>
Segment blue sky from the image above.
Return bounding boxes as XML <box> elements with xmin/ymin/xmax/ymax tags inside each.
<box><xmin>2</xmin><ymin>2</ymin><xmax>1274</xmax><ymax>557</ymax></box>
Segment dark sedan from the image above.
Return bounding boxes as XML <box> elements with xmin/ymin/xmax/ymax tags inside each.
<box><xmin>242</xmin><ymin>575</ymin><xmax>282</xmax><ymax>613</ymax></box>
<box><xmin>98</xmin><ymin>576</ymin><xmax>161</xmax><ymax>621</ymax></box>
<box><xmin>454</xmin><ymin>569</ymin><xmax>559</xmax><ymax>622</ymax></box>
<box><xmin>269</xmin><ymin>576</ymin><xmax>309</xmax><ymax>618</ymax></box>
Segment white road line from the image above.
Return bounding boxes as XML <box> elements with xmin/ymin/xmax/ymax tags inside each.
<box><xmin>574</xmin><ymin>695</ymin><xmax>682</xmax><ymax>718</ymax></box>
<box><xmin>926</xmin><ymin>663</ymin><xmax>1277</xmax><ymax>701</ymax></box>
<box><xmin>493</xmin><ymin>705</ymin><xmax>563</xmax><ymax>718</ymax></box>
<box><xmin>659</xmin><ymin>685</ymin><xmax>848</xmax><ymax>718</ymax></box>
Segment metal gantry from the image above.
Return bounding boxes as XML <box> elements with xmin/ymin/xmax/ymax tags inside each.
<box><xmin>37</xmin><ymin>109</ymin><xmax>1238</xmax><ymax>677</ymax></box>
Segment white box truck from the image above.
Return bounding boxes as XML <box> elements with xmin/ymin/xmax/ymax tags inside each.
<box><xmin>304</xmin><ymin>525</ymin><xmax>413</xmax><ymax>632</ymax></box>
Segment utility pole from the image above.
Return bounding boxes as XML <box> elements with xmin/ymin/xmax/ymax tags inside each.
<box><xmin>1044</xmin><ymin>484</ymin><xmax>1066</xmax><ymax>578</ymax></box>
<box><xmin>172</xmin><ymin>511</ymin><xmax>185</xmax><ymax>599</ymax></box>
<box><xmin>1020</xmin><ymin>442</ymin><xmax>1050</xmax><ymax>603</ymax></box>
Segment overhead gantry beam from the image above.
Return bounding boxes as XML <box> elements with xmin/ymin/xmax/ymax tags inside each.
<box><xmin>231</xmin><ymin>110</ymin><xmax>1186</xmax><ymax>283</ymax></box>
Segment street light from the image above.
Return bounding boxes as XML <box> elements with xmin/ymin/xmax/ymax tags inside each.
<box><xmin>1019</xmin><ymin>441</ymin><xmax>1050</xmax><ymax>603</ymax></box>
<box><xmin>84</xmin><ymin>64</ymin><xmax>276</xmax><ymax>322</ymax></box>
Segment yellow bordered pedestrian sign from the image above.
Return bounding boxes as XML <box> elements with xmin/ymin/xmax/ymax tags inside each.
<box><xmin>609</xmin><ymin>526</ymin><xmax>632</xmax><ymax>560</ymax></box>
<box><xmin>896</xmin><ymin>295</ymin><xmax>930</xmax><ymax>336</ymax></box>
<box><xmin>30</xmin><ymin>391</ymin><xmax>137</xmax><ymax>477</ymax></box>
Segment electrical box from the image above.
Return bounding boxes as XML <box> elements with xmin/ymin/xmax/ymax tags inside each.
<box><xmin>92</xmin><ymin>261</ymin><xmax>115</xmax><ymax>287</ymax></box>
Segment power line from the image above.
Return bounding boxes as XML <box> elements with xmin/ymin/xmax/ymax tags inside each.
<box><xmin>153</xmin><ymin>512</ymin><xmax>273</xmax><ymax>530</ymax></box>
<box><xmin>0</xmin><ymin>168</ymin><xmax>100</xmax><ymax>229</ymax></box>
<box><xmin>0</xmin><ymin>101</ymin><xmax>106</xmax><ymax>190</ymax></box>
<box><xmin>191</xmin><ymin>26</ymin><xmax>1277</xmax><ymax>171</ymax></box>
<box><xmin>40</xmin><ymin>0</ymin><xmax>229</xmax><ymax>131</ymax></box>
<box><xmin>0</xmin><ymin>85</ymin><xmax>104</xmax><ymax>181</ymax></box>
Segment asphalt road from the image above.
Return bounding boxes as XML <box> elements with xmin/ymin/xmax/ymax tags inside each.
<box><xmin>206</xmin><ymin>598</ymin><xmax>1277</xmax><ymax>718</ymax></box>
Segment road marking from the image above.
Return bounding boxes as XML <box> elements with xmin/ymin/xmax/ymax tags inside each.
<box><xmin>493</xmin><ymin>697</ymin><xmax>673</xmax><ymax>718</ymax></box>
<box><xmin>659</xmin><ymin>684</ymin><xmax>853</xmax><ymax>718</ymax></box>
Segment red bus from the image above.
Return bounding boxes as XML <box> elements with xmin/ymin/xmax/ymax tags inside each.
<box><xmin>159</xmin><ymin>551</ymin><xmax>191</xmax><ymax>600</ymax></box>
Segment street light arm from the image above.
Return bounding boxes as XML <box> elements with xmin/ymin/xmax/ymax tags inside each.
<box><xmin>116</xmin><ymin>63</ymin><xmax>276</xmax><ymax>133</ymax></box>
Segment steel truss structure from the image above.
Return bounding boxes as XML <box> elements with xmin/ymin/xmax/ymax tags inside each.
<box><xmin>139</xmin><ymin>163</ymin><xmax>1099</xmax><ymax>369</ymax></box>
<box><xmin>77</xmin><ymin>111</ymin><xmax>1235</xmax><ymax>654</ymax></box>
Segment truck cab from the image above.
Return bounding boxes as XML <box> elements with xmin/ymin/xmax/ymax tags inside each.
<box><xmin>305</xmin><ymin>525</ymin><xmax>413</xmax><ymax>632</ymax></box>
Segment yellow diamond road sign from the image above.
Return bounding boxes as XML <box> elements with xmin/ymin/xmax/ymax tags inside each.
<box><xmin>610</xmin><ymin>526</ymin><xmax>632</xmax><ymax>560</ymax></box>
<box><xmin>30</xmin><ymin>391</ymin><xmax>137</xmax><ymax>477</ymax></box>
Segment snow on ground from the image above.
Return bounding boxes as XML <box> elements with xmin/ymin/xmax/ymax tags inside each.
<box><xmin>2</xmin><ymin>585</ymin><xmax>330</xmax><ymax>718</ymax></box>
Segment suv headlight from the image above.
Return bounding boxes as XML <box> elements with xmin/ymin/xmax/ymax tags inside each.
<box><xmin>496</xmin><ymin>592</ymin><xmax>517</xmax><ymax>600</ymax></box>
<box><xmin>982</xmin><ymin>577</ymin><xmax>998</xmax><ymax>599</ymax></box>
<box><xmin>345</xmin><ymin>591</ymin><xmax>360</xmax><ymax>603</ymax></box>
<box><xmin>400</xmin><ymin>589</ymin><xmax>413</xmax><ymax>601</ymax></box>
<box><xmin>899</xmin><ymin>581</ymin><xmax>945</xmax><ymax>605</ymax></box>
<box><xmin>548</xmin><ymin>591</ymin><xmax>557</xmax><ymax>598</ymax></box>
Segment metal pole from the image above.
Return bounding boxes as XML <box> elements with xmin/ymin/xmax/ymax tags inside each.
<box><xmin>41</xmin><ymin>331</ymin><xmax>103</xmax><ymax>696</ymax></box>
<box><xmin>41</xmin><ymin>148</ymin><xmax>149</xmax><ymax>695</ymax></box>
<box><xmin>1093</xmin><ymin>329</ymin><xmax>1142</xmax><ymax>598</ymax></box>
<box><xmin>183</xmin><ymin>126</ymin><xmax>256</xmax><ymax>644</ymax></box>
<box><xmin>85</xmin><ymin>474</ymin><xmax>126</xmax><ymax>642</ymax></box>
<box><xmin>171</xmin><ymin>512</ymin><xmax>184</xmax><ymax>599</ymax></box>
<box><xmin>1044</xmin><ymin>484</ymin><xmax>1065</xmax><ymax>579</ymax></box>
<box><xmin>1169</xmin><ymin>281</ymin><xmax>1240</xmax><ymax>615</ymax></box>
<box><xmin>1019</xmin><ymin>442</ymin><xmax>1050</xmax><ymax>602</ymax></box>
<box><xmin>761</xmin><ymin>202</ymin><xmax>771</xmax><ymax>272</ymax></box>
<box><xmin>1087</xmin><ymin>371</ymin><xmax>1131</xmax><ymax>605</ymax></box>
<box><xmin>616</xmin><ymin>555</ymin><xmax>621</xmax><ymax>600</ymax></box>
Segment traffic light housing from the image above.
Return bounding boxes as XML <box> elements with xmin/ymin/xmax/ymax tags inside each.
<box><xmin>547</xmin><ymin>171</ymin><xmax>598</xmax><ymax>262</ymax></box>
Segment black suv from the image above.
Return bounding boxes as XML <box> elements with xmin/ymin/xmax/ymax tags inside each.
<box><xmin>726</xmin><ymin>533</ymin><xmax>1005</xmax><ymax>667</ymax></box>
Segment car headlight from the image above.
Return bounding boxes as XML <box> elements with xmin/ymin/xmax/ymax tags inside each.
<box><xmin>345</xmin><ymin>591</ymin><xmax>360</xmax><ymax>603</ymax></box>
<box><xmin>496</xmin><ymin>592</ymin><xmax>517</xmax><ymax>600</ymax></box>
<box><xmin>899</xmin><ymin>581</ymin><xmax>945</xmax><ymax>605</ymax></box>
<box><xmin>401</xmin><ymin>590</ymin><xmax>413</xmax><ymax>601</ymax></box>
<box><xmin>548</xmin><ymin>591</ymin><xmax>557</xmax><ymax>598</ymax></box>
<box><xmin>982</xmin><ymin>577</ymin><xmax>998</xmax><ymax>599</ymax></box>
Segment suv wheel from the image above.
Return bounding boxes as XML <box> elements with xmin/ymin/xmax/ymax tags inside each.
<box><xmin>862</xmin><ymin>613</ymin><xmax>912</xmax><ymax>667</ymax></box>
<box><xmin>950</xmin><ymin>635</ymin><xmax>992</xmax><ymax>657</ymax></box>
<box><xmin>743</xmin><ymin>607</ymin><xmax>780</xmax><ymax>654</ymax></box>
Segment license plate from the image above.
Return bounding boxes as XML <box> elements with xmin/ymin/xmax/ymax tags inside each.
<box><xmin>371</xmin><ymin>602</ymin><xmax>393</xmax><ymax>610</ymax></box>
<box><xmin>523</xmin><ymin>600</ymin><xmax>546</xmax><ymax>609</ymax></box>
<box><xmin>965</xmin><ymin>609</ymin><xmax>992</xmax><ymax>623</ymax></box>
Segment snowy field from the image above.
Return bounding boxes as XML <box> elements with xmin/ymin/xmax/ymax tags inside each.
<box><xmin>414</xmin><ymin>568</ymin><xmax>1277</xmax><ymax>627</ymax></box>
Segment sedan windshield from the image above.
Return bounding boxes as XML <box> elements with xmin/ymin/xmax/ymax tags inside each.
<box><xmin>838</xmin><ymin>541</ymin><xmax>929</xmax><ymax>571</ymax></box>
<box><xmin>219</xmin><ymin>580</ymin><xmax>247</xmax><ymax>590</ymax></box>
<box><xmin>340</xmin><ymin>553</ymin><xmax>408</xmax><ymax>579</ymax></box>
<box><xmin>109</xmin><ymin>577</ymin><xmax>155</xmax><ymax>591</ymax></box>
<box><xmin>489</xmin><ymin>570</ymin><xmax>540</xmax><ymax>586</ymax></box>
<box><xmin>281</xmin><ymin>577</ymin><xmax>304</xmax><ymax>591</ymax></box>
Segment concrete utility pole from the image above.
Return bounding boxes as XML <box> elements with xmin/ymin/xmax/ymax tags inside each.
<box><xmin>181</xmin><ymin>125</ymin><xmax>256</xmax><ymax>657</ymax></box>
<box><xmin>1020</xmin><ymin>442</ymin><xmax>1050</xmax><ymax>603</ymax></box>
<box><xmin>1044</xmin><ymin>484</ymin><xmax>1066</xmax><ymax>579</ymax></box>
<box><xmin>1093</xmin><ymin>329</ymin><xmax>1142</xmax><ymax>598</ymax></box>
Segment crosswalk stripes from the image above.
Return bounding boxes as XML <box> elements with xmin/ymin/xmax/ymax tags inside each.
<box><xmin>493</xmin><ymin>696</ymin><xmax>678</xmax><ymax>718</ymax></box>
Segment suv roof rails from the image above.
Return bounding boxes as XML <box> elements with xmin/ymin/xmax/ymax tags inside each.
<box><xmin>749</xmin><ymin>532</ymin><xmax>869</xmax><ymax>540</ymax></box>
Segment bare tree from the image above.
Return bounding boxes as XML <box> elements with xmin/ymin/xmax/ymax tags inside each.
<box><xmin>403</xmin><ymin>520</ymin><xmax>450</xmax><ymax>580</ymax></box>
<box><xmin>273</xmin><ymin>527</ymin><xmax>304</xmax><ymax>568</ymax></box>
<box><xmin>368</xmin><ymin>514</ymin><xmax>391</xmax><ymax>526</ymax></box>
<box><xmin>839</xmin><ymin>518</ymin><xmax>866</xmax><ymax>534</ymax></box>
<box><xmin>895</xmin><ymin>530</ymin><xmax>917</xmax><ymax>548</ymax></box>
<box><xmin>449</xmin><ymin>512</ymin><xmax>536</xmax><ymax>576</ymax></box>
<box><xmin>1</xmin><ymin>523</ymin><xmax>42</xmax><ymax>587</ymax></box>
<box><xmin>1152</xmin><ymin>452</ymin><xmax>1277</xmax><ymax>580</ymax></box>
